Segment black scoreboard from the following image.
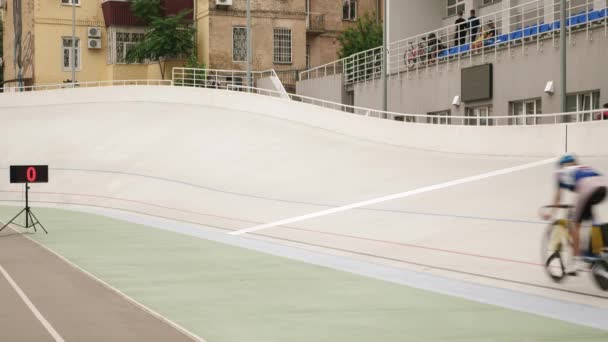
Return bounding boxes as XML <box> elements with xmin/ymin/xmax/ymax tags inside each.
<box><xmin>10</xmin><ymin>165</ymin><xmax>49</xmax><ymax>184</ymax></box>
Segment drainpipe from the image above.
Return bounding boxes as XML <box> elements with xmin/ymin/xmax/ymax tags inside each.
<box><xmin>71</xmin><ymin>0</ymin><xmax>76</xmax><ymax>85</ymax></box>
<box><xmin>193</xmin><ymin>0</ymin><xmax>197</xmax><ymax>61</ymax></box>
<box><xmin>246</xmin><ymin>0</ymin><xmax>252</xmax><ymax>89</ymax></box>
<box><xmin>560</xmin><ymin>0</ymin><xmax>566</xmax><ymax>113</ymax></box>
<box><xmin>382</xmin><ymin>0</ymin><xmax>388</xmax><ymax>113</ymax></box>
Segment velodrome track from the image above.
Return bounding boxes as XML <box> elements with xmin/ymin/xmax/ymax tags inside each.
<box><xmin>1</xmin><ymin>86</ymin><xmax>607</xmax><ymax>341</ymax></box>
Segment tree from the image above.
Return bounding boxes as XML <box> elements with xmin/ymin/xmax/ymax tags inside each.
<box><xmin>126</xmin><ymin>0</ymin><xmax>194</xmax><ymax>79</ymax></box>
<box><xmin>337</xmin><ymin>13</ymin><xmax>383</xmax><ymax>58</ymax></box>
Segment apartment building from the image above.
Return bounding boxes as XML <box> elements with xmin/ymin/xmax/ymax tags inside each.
<box><xmin>196</xmin><ymin>0</ymin><xmax>381</xmax><ymax>89</ymax></box>
<box><xmin>306</xmin><ymin>0</ymin><xmax>381</xmax><ymax>68</ymax></box>
<box><xmin>1</xmin><ymin>0</ymin><xmax>192</xmax><ymax>87</ymax></box>
<box><xmin>298</xmin><ymin>0</ymin><xmax>608</xmax><ymax>123</ymax></box>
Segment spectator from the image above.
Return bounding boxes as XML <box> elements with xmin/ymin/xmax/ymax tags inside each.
<box><xmin>472</xmin><ymin>21</ymin><xmax>498</xmax><ymax>50</ymax></box>
<box><xmin>427</xmin><ymin>33</ymin><xmax>438</xmax><ymax>62</ymax></box>
<box><xmin>602</xmin><ymin>103</ymin><xmax>608</xmax><ymax>120</ymax></box>
<box><xmin>468</xmin><ymin>10</ymin><xmax>481</xmax><ymax>42</ymax></box>
<box><xmin>454</xmin><ymin>11</ymin><xmax>468</xmax><ymax>46</ymax></box>
<box><xmin>485</xmin><ymin>20</ymin><xmax>496</xmax><ymax>40</ymax></box>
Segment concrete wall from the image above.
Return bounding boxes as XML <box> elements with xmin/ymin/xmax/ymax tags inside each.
<box><xmin>296</xmin><ymin>73</ymin><xmax>345</xmax><ymax>104</ymax></box>
<box><xmin>390</xmin><ymin>0</ymin><xmax>444</xmax><ymax>42</ymax></box>
<box><xmin>352</xmin><ymin>27</ymin><xmax>608</xmax><ymax>117</ymax></box>
<box><xmin>3</xmin><ymin>85</ymin><xmax>606</xmax><ymax>157</ymax></box>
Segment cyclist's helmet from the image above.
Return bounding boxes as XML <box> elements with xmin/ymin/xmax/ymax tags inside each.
<box><xmin>557</xmin><ymin>154</ymin><xmax>577</xmax><ymax>167</ymax></box>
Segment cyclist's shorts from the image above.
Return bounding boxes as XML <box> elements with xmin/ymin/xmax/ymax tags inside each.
<box><xmin>574</xmin><ymin>176</ymin><xmax>607</xmax><ymax>223</ymax></box>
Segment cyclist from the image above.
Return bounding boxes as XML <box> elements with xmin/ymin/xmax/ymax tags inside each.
<box><xmin>544</xmin><ymin>154</ymin><xmax>607</xmax><ymax>271</ymax></box>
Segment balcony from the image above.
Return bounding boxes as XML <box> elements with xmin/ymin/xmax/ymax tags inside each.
<box><xmin>101</xmin><ymin>0</ymin><xmax>193</xmax><ymax>27</ymax></box>
<box><xmin>306</xmin><ymin>13</ymin><xmax>325</xmax><ymax>34</ymax></box>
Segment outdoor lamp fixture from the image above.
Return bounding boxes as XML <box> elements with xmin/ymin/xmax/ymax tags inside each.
<box><xmin>544</xmin><ymin>81</ymin><xmax>555</xmax><ymax>95</ymax></box>
<box><xmin>452</xmin><ymin>96</ymin><xmax>461</xmax><ymax>107</ymax></box>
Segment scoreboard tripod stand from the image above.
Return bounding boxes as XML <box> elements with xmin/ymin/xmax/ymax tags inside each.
<box><xmin>0</xmin><ymin>165</ymin><xmax>48</xmax><ymax>234</ymax></box>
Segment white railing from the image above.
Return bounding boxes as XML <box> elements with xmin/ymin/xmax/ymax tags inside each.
<box><xmin>226</xmin><ymin>84</ymin><xmax>608</xmax><ymax>127</ymax></box>
<box><xmin>2</xmin><ymin>76</ymin><xmax>606</xmax><ymax>127</ymax></box>
<box><xmin>172</xmin><ymin>67</ymin><xmax>289</xmax><ymax>90</ymax></box>
<box><xmin>300</xmin><ymin>59</ymin><xmax>346</xmax><ymax>81</ymax></box>
<box><xmin>0</xmin><ymin>79</ymin><xmax>172</xmax><ymax>93</ymax></box>
<box><xmin>342</xmin><ymin>0</ymin><xmax>607</xmax><ymax>85</ymax></box>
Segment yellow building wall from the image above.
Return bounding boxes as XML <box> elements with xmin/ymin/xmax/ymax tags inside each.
<box><xmin>3</xmin><ymin>0</ymin><xmax>184</xmax><ymax>85</ymax></box>
<box><xmin>34</xmin><ymin>0</ymin><xmax>107</xmax><ymax>84</ymax></box>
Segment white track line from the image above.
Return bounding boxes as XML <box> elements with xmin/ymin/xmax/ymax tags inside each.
<box><xmin>0</xmin><ymin>264</ymin><xmax>65</xmax><ymax>342</ymax></box>
<box><xmin>0</xmin><ymin>224</ymin><xmax>205</xmax><ymax>342</ymax></box>
<box><xmin>231</xmin><ymin>158</ymin><xmax>555</xmax><ymax>236</ymax></box>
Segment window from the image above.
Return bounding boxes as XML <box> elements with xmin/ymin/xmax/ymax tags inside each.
<box><xmin>510</xmin><ymin>99</ymin><xmax>542</xmax><ymax>125</ymax></box>
<box><xmin>232</xmin><ymin>27</ymin><xmax>247</xmax><ymax>62</ymax></box>
<box><xmin>343</xmin><ymin>0</ymin><xmax>357</xmax><ymax>21</ymax></box>
<box><xmin>306</xmin><ymin>44</ymin><xmax>310</xmax><ymax>69</ymax></box>
<box><xmin>566</xmin><ymin>90</ymin><xmax>600</xmax><ymax>122</ymax></box>
<box><xmin>482</xmin><ymin>0</ymin><xmax>501</xmax><ymax>6</ymax></box>
<box><xmin>62</xmin><ymin>37</ymin><xmax>81</xmax><ymax>71</ymax></box>
<box><xmin>111</xmin><ymin>31</ymin><xmax>145</xmax><ymax>64</ymax></box>
<box><xmin>273</xmin><ymin>28</ymin><xmax>292</xmax><ymax>64</ymax></box>
<box><xmin>447</xmin><ymin>0</ymin><xmax>465</xmax><ymax>17</ymax></box>
<box><xmin>427</xmin><ymin>110</ymin><xmax>451</xmax><ymax>125</ymax></box>
<box><xmin>465</xmin><ymin>105</ymin><xmax>493</xmax><ymax>126</ymax></box>
<box><xmin>61</xmin><ymin>0</ymin><xmax>80</xmax><ymax>5</ymax></box>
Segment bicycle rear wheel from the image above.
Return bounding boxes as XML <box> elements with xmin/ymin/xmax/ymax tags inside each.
<box><xmin>541</xmin><ymin>221</ymin><xmax>572</xmax><ymax>282</ymax></box>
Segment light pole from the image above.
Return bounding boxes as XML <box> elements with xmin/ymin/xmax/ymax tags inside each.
<box><xmin>382</xmin><ymin>0</ymin><xmax>388</xmax><ymax>113</ymax></box>
<box><xmin>246</xmin><ymin>0</ymin><xmax>252</xmax><ymax>89</ymax></box>
<box><xmin>71</xmin><ymin>0</ymin><xmax>76</xmax><ymax>85</ymax></box>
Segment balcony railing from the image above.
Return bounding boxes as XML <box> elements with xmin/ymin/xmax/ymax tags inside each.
<box><xmin>298</xmin><ymin>0</ymin><xmax>608</xmax><ymax>84</ymax></box>
<box><xmin>307</xmin><ymin>12</ymin><xmax>326</xmax><ymax>32</ymax></box>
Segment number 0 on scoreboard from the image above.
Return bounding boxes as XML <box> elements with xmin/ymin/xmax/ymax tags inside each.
<box><xmin>10</xmin><ymin>165</ymin><xmax>49</xmax><ymax>184</ymax></box>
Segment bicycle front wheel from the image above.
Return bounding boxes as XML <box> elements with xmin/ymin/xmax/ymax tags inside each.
<box><xmin>541</xmin><ymin>221</ymin><xmax>571</xmax><ymax>282</ymax></box>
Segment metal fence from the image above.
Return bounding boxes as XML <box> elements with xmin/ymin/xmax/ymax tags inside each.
<box><xmin>225</xmin><ymin>84</ymin><xmax>608</xmax><ymax>127</ymax></box>
<box><xmin>337</xmin><ymin>0</ymin><xmax>608</xmax><ymax>85</ymax></box>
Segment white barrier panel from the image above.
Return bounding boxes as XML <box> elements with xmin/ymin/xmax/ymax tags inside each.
<box><xmin>0</xmin><ymin>86</ymin><xmax>596</xmax><ymax>157</ymax></box>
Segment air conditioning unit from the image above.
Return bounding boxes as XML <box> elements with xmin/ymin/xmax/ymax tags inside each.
<box><xmin>216</xmin><ymin>0</ymin><xmax>232</xmax><ymax>6</ymax></box>
<box><xmin>88</xmin><ymin>27</ymin><xmax>102</xmax><ymax>38</ymax></box>
<box><xmin>88</xmin><ymin>38</ymin><xmax>102</xmax><ymax>49</ymax></box>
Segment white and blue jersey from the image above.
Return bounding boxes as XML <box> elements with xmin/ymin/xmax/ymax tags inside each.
<box><xmin>556</xmin><ymin>165</ymin><xmax>601</xmax><ymax>191</ymax></box>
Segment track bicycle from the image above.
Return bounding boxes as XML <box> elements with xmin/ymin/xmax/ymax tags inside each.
<box><xmin>404</xmin><ymin>41</ymin><xmax>427</xmax><ymax>70</ymax></box>
<box><xmin>540</xmin><ymin>205</ymin><xmax>608</xmax><ymax>290</ymax></box>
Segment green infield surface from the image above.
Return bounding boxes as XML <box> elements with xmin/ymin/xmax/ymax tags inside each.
<box><xmin>1</xmin><ymin>206</ymin><xmax>606</xmax><ymax>342</ymax></box>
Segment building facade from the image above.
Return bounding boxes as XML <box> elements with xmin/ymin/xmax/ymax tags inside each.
<box><xmin>195</xmin><ymin>0</ymin><xmax>381</xmax><ymax>89</ymax></box>
<box><xmin>297</xmin><ymin>0</ymin><xmax>608</xmax><ymax>122</ymax></box>
<box><xmin>1</xmin><ymin>0</ymin><xmax>192</xmax><ymax>87</ymax></box>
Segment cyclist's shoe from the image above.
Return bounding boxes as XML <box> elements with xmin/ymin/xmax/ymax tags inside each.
<box><xmin>565</xmin><ymin>257</ymin><xmax>587</xmax><ymax>275</ymax></box>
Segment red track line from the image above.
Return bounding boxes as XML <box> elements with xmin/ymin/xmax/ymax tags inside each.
<box><xmin>0</xmin><ymin>200</ymin><xmax>588</xmax><ymax>288</ymax></box>
<box><xmin>0</xmin><ymin>192</ymin><xmax>543</xmax><ymax>267</ymax></box>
